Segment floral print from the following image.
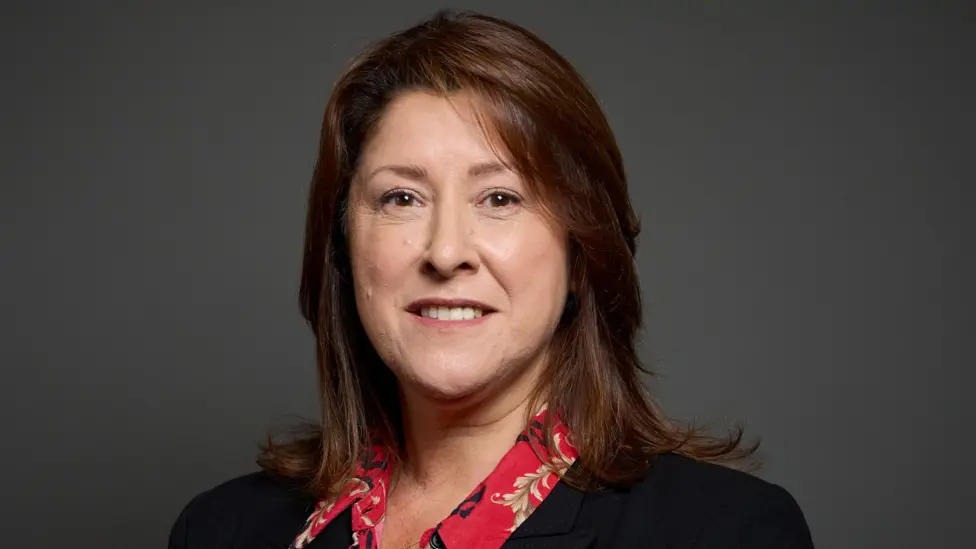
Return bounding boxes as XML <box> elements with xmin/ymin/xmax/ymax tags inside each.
<box><xmin>489</xmin><ymin>431</ymin><xmax>575</xmax><ymax>532</ymax></box>
<box><xmin>289</xmin><ymin>407</ymin><xmax>578</xmax><ymax>549</ymax></box>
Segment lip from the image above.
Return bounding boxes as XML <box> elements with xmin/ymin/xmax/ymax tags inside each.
<box><xmin>405</xmin><ymin>298</ymin><xmax>497</xmax><ymax>314</ymax></box>
<box><xmin>405</xmin><ymin>298</ymin><xmax>497</xmax><ymax>328</ymax></box>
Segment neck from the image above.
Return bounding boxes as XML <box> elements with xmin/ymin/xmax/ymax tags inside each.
<box><xmin>395</xmin><ymin>385</ymin><xmax>537</xmax><ymax>492</ymax></box>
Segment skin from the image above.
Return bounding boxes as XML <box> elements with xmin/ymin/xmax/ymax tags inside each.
<box><xmin>346</xmin><ymin>90</ymin><xmax>570</xmax><ymax>548</ymax></box>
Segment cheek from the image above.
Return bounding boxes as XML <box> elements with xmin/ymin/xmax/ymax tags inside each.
<box><xmin>490</xmin><ymin>222</ymin><xmax>569</xmax><ymax>305</ymax></box>
<box><xmin>348</xmin><ymin>222</ymin><xmax>384</xmax><ymax>309</ymax></box>
<box><xmin>348</xmin><ymin>222</ymin><xmax>418</xmax><ymax>304</ymax></box>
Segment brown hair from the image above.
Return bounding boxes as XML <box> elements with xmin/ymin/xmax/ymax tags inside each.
<box><xmin>259</xmin><ymin>10</ymin><xmax>756</xmax><ymax>498</ymax></box>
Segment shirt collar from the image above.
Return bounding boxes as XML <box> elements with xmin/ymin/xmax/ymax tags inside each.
<box><xmin>290</xmin><ymin>406</ymin><xmax>578</xmax><ymax>549</ymax></box>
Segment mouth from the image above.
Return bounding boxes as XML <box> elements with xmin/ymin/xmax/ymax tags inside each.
<box><xmin>406</xmin><ymin>299</ymin><xmax>497</xmax><ymax>322</ymax></box>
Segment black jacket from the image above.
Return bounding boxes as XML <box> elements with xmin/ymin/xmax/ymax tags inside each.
<box><xmin>168</xmin><ymin>453</ymin><xmax>814</xmax><ymax>548</ymax></box>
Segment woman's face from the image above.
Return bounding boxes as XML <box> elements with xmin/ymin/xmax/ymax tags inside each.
<box><xmin>347</xmin><ymin>90</ymin><xmax>569</xmax><ymax>405</ymax></box>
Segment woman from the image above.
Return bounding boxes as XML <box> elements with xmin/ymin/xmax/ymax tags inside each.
<box><xmin>169</xmin><ymin>10</ymin><xmax>813</xmax><ymax>549</ymax></box>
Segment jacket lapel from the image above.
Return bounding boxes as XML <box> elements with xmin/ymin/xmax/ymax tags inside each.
<box><xmin>501</xmin><ymin>482</ymin><xmax>595</xmax><ymax>549</ymax></box>
<box><xmin>302</xmin><ymin>508</ymin><xmax>354</xmax><ymax>549</ymax></box>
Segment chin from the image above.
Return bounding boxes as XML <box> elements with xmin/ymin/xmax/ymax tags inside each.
<box><xmin>404</xmin><ymin>362</ymin><xmax>500</xmax><ymax>403</ymax></box>
<box><xmin>413</xmin><ymin>376</ymin><xmax>492</xmax><ymax>403</ymax></box>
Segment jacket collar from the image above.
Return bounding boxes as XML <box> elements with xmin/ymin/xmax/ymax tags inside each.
<box><xmin>503</xmin><ymin>479</ymin><xmax>593</xmax><ymax>548</ymax></box>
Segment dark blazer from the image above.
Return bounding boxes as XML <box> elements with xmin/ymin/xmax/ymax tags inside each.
<box><xmin>168</xmin><ymin>453</ymin><xmax>814</xmax><ymax>548</ymax></box>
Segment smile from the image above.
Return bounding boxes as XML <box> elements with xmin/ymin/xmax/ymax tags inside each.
<box><xmin>420</xmin><ymin>306</ymin><xmax>484</xmax><ymax>320</ymax></box>
<box><xmin>406</xmin><ymin>298</ymin><xmax>496</xmax><ymax>326</ymax></box>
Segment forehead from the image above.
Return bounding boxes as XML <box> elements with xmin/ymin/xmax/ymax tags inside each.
<box><xmin>360</xmin><ymin>90</ymin><xmax>508</xmax><ymax>168</ymax></box>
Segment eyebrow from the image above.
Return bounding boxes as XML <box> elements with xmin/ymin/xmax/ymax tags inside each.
<box><xmin>365</xmin><ymin>161</ymin><xmax>510</xmax><ymax>183</ymax></box>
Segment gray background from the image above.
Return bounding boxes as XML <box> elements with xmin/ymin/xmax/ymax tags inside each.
<box><xmin>2</xmin><ymin>2</ymin><xmax>971</xmax><ymax>548</ymax></box>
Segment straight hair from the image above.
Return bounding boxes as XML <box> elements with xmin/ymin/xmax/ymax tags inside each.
<box><xmin>259</xmin><ymin>10</ymin><xmax>757</xmax><ymax>499</ymax></box>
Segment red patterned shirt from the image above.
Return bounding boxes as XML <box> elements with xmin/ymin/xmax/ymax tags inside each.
<box><xmin>289</xmin><ymin>408</ymin><xmax>578</xmax><ymax>549</ymax></box>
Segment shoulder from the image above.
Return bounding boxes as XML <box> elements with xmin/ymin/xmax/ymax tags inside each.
<box><xmin>168</xmin><ymin>471</ymin><xmax>317</xmax><ymax>549</ymax></box>
<box><xmin>616</xmin><ymin>453</ymin><xmax>814</xmax><ymax>548</ymax></box>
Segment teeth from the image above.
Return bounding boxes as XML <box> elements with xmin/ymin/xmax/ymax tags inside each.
<box><xmin>420</xmin><ymin>306</ymin><xmax>484</xmax><ymax>320</ymax></box>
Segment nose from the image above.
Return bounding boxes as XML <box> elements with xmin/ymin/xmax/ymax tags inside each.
<box><xmin>424</xmin><ymin>201</ymin><xmax>479</xmax><ymax>278</ymax></box>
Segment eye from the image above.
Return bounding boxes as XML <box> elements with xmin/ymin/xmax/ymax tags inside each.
<box><xmin>380</xmin><ymin>189</ymin><xmax>422</xmax><ymax>208</ymax></box>
<box><xmin>481</xmin><ymin>191</ymin><xmax>521</xmax><ymax>209</ymax></box>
